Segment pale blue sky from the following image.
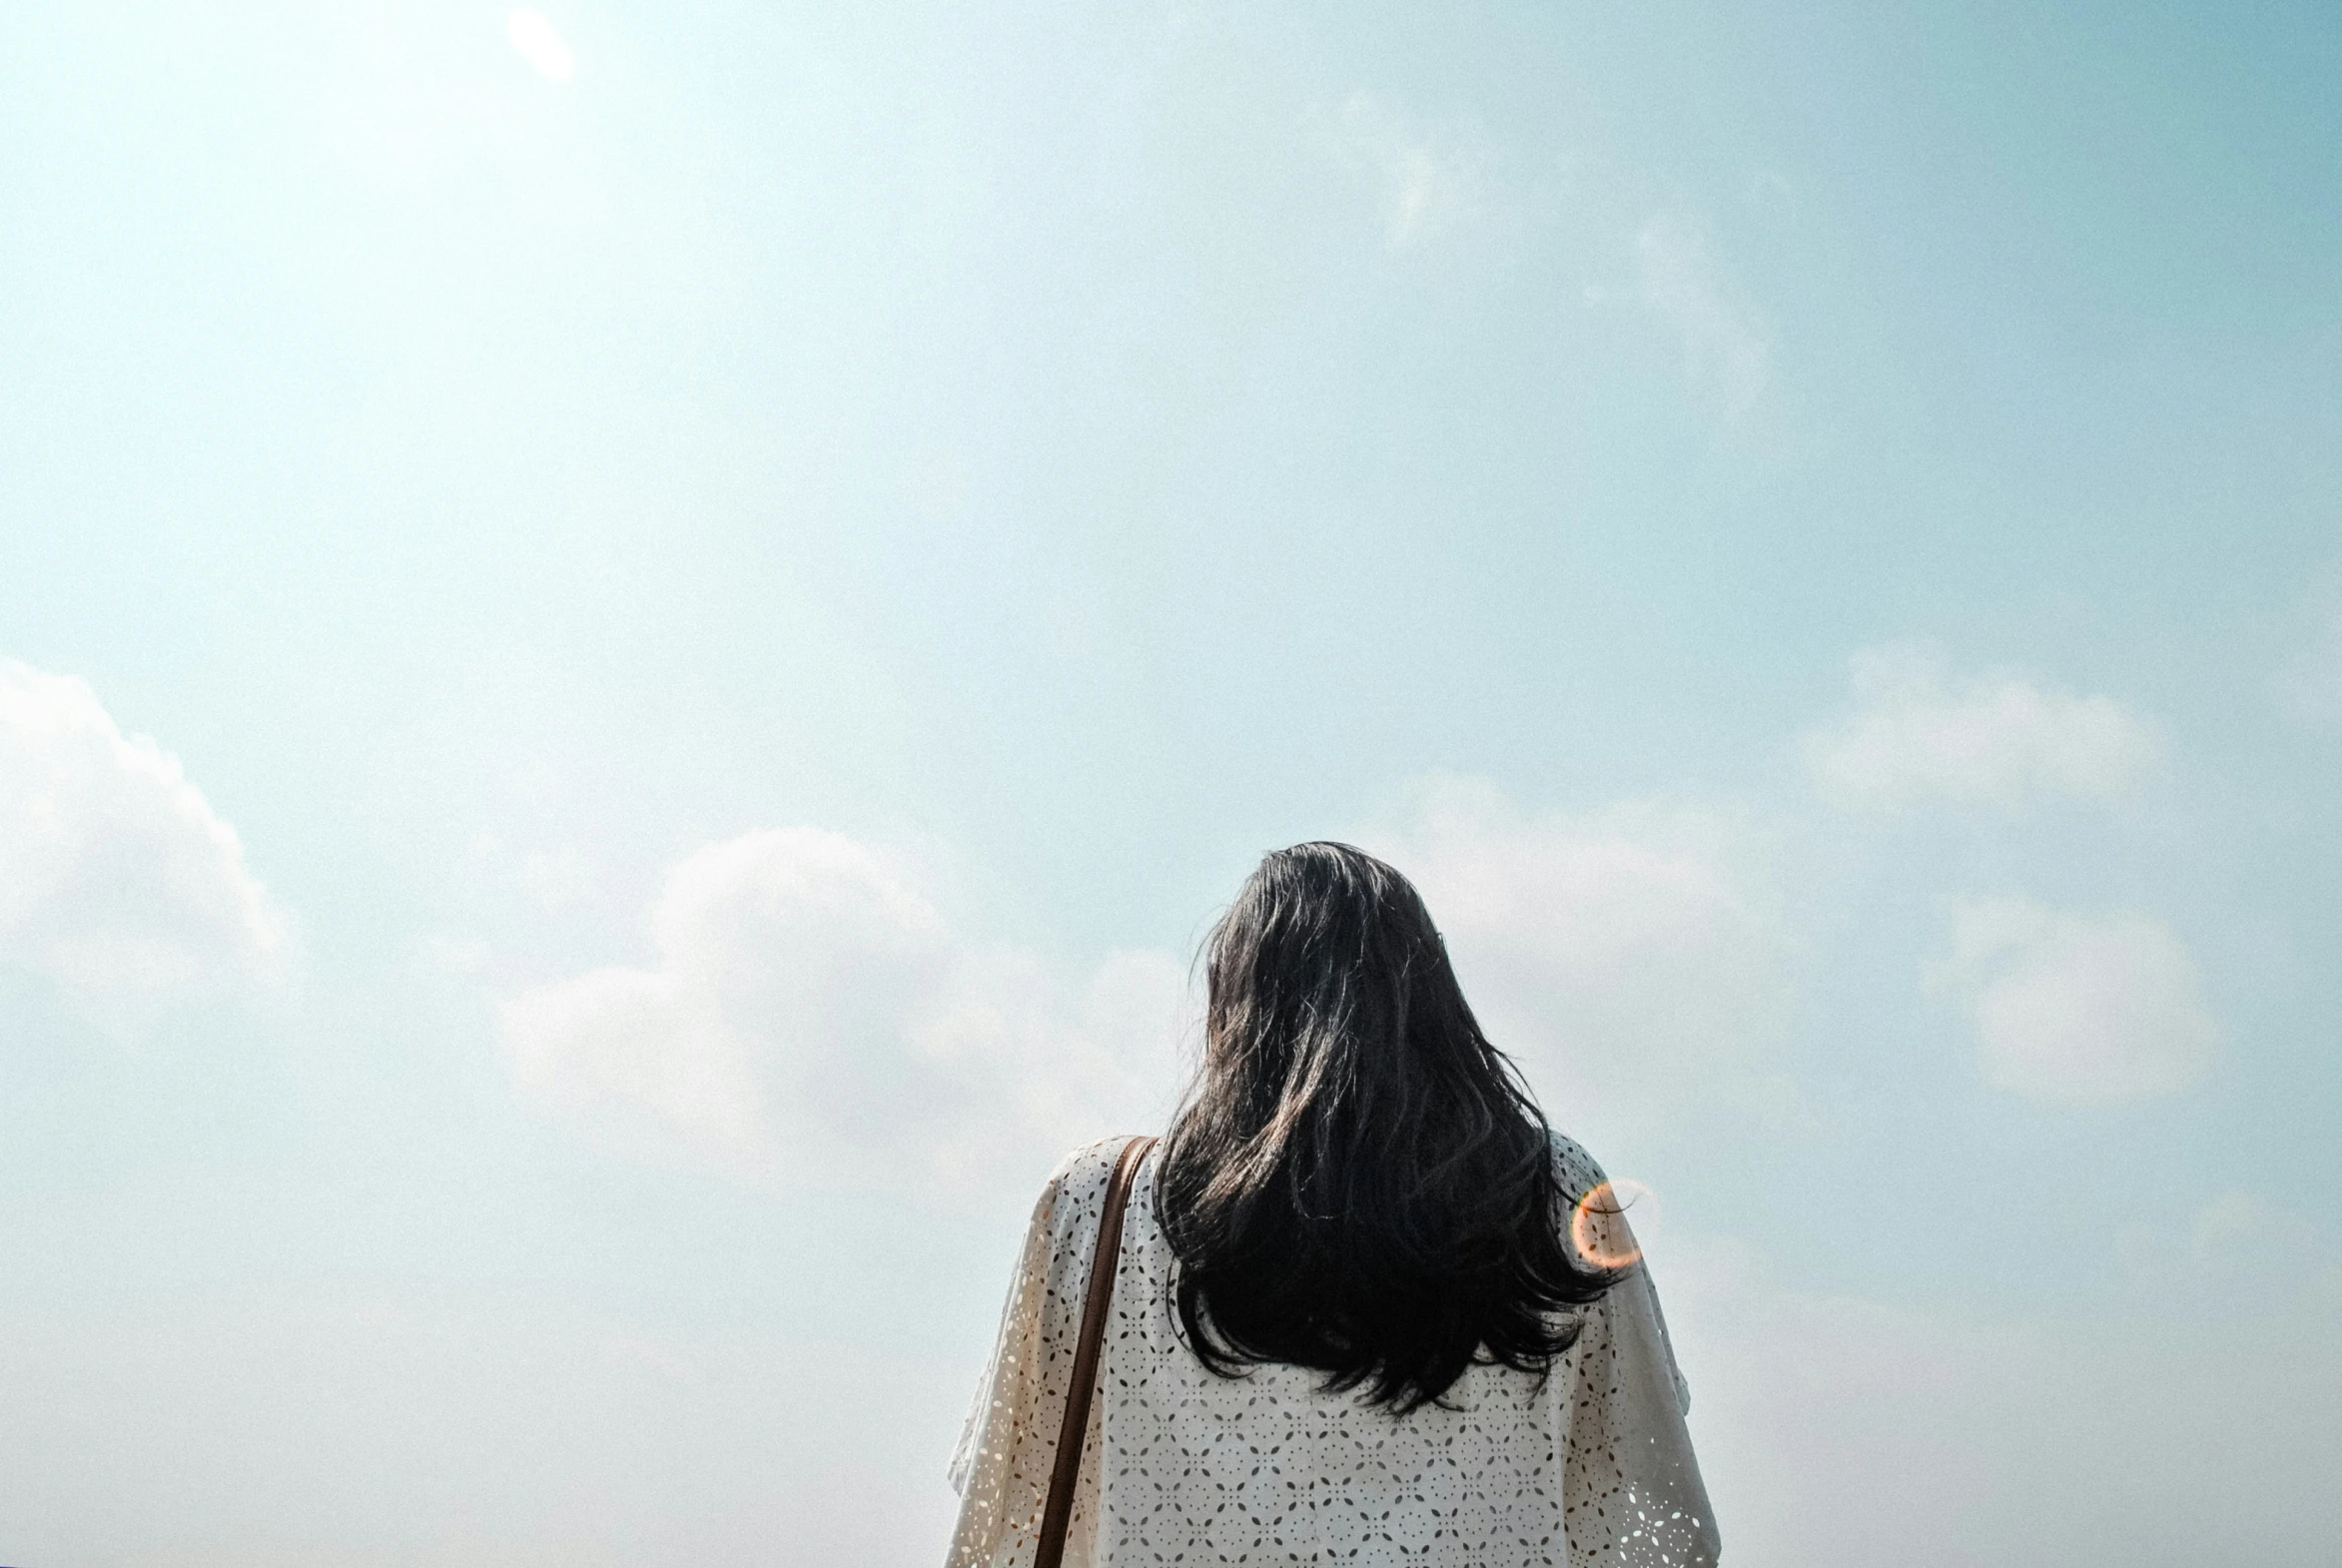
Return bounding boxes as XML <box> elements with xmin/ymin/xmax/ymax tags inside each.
<box><xmin>3</xmin><ymin>2</ymin><xmax>2339</xmax><ymax>1564</ymax></box>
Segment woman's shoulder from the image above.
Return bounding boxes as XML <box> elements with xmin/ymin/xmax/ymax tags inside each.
<box><xmin>1546</xmin><ymin>1127</ymin><xmax>1610</xmax><ymax>1205</ymax></box>
<box><xmin>1044</xmin><ymin>1133</ymin><xmax>1150</xmax><ymax>1189</ymax></box>
<box><xmin>1028</xmin><ymin>1133</ymin><xmax>1155</xmax><ymax>1226</ymax></box>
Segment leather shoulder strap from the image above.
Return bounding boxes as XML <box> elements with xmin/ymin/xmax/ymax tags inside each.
<box><xmin>1034</xmin><ymin>1134</ymin><xmax>1157</xmax><ymax>1568</ymax></box>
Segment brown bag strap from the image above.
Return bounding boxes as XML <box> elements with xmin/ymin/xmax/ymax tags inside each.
<box><xmin>1034</xmin><ymin>1134</ymin><xmax>1157</xmax><ymax>1568</ymax></box>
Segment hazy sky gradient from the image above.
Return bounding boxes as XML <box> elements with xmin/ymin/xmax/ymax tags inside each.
<box><xmin>3</xmin><ymin>2</ymin><xmax>2339</xmax><ymax>1564</ymax></box>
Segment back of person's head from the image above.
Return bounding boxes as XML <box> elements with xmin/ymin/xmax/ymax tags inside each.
<box><xmin>1155</xmin><ymin>841</ymin><xmax>1618</xmax><ymax>1413</ymax></box>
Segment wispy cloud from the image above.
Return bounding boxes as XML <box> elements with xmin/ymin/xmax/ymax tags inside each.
<box><xmin>1634</xmin><ymin>213</ymin><xmax>1772</xmax><ymax>420</ymax></box>
<box><xmin>0</xmin><ymin>659</ymin><xmax>289</xmax><ymax>1030</ymax></box>
<box><xmin>1926</xmin><ymin>895</ymin><xmax>2219</xmax><ymax>1104</ymax></box>
<box><xmin>2277</xmin><ymin>596</ymin><xmax>2342</xmax><ymax>727</ymax></box>
<box><xmin>2119</xmin><ymin>1188</ymin><xmax>2335</xmax><ymax>1286</ymax></box>
<box><xmin>1804</xmin><ymin>644</ymin><xmax>2162</xmax><ymax>813</ymax></box>
<box><xmin>1314</xmin><ymin>103</ymin><xmax>1779</xmax><ymax>421</ymax></box>
<box><xmin>1315</xmin><ymin>93</ymin><xmax>1485</xmax><ymax>250</ymax></box>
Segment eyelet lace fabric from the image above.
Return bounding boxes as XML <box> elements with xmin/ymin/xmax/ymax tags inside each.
<box><xmin>948</xmin><ymin>1134</ymin><xmax>1720</xmax><ymax>1567</ymax></box>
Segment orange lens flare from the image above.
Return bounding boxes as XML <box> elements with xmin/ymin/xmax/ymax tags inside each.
<box><xmin>1568</xmin><ymin>1178</ymin><xmax>1652</xmax><ymax>1270</ymax></box>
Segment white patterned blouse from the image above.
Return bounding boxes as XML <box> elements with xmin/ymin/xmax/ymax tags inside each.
<box><xmin>947</xmin><ymin>1133</ymin><xmax>1721</xmax><ymax>1567</ymax></box>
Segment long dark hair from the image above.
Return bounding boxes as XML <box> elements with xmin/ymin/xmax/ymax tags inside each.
<box><xmin>1154</xmin><ymin>842</ymin><xmax>1619</xmax><ymax>1413</ymax></box>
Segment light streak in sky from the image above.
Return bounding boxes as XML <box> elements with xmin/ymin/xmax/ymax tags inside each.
<box><xmin>506</xmin><ymin>10</ymin><xmax>575</xmax><ymax>83</ymax></box>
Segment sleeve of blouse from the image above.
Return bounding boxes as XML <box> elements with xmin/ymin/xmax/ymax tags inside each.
<box><xmin>1559</xmin><ymin>1236</ymin><xmax>1722</xmax><ymax>1566</ymax></box>
<box><xmin>945</xmin><ymin>1141</ymin><xmax>1120</xmax><ymax>1568</ymax></box>
<box><xmin>947</xmin><ymin>1178</ymin><xmax>1053</xmax><ymax>1500</ymax></box>
<box><xmin>1550</xmin><ymin>1135</ymin><xmax>1719</xmax><ymax>1567</ymax></box>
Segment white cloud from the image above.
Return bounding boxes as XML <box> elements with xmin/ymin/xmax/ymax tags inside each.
<box><xmin>499</xmin><ymin>827</ymin><xmax>1187</xmax><ymax>1193</ymax></box>
<box><xmin>1926</xmin><ymin>895</ymin><xmax>2218</xmax><ymax>1104</ymax></box>
<box><xmin>1316</xmin><ymin>93</ymin><xmax>1484</xmax><ymax>250</ymax></box>
<box><xmin>1635</xmin><ymin>213</ymin><xmax>1772</xmax><ymax>419</ymax></box>
<box><xmin>1804</xmin><ymin>644</ymin><xmax>2162</xmax><ymax>813</ymax></box>
<box><xmin>0</xmin><ymin>659</ymin><xmax>289</xmax><ymax>1028</ymax></box>
<box><xmin>1363</xmin><ymin>778</ymin><xmax>1795</xmax><ymax>1126</ymax></box>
